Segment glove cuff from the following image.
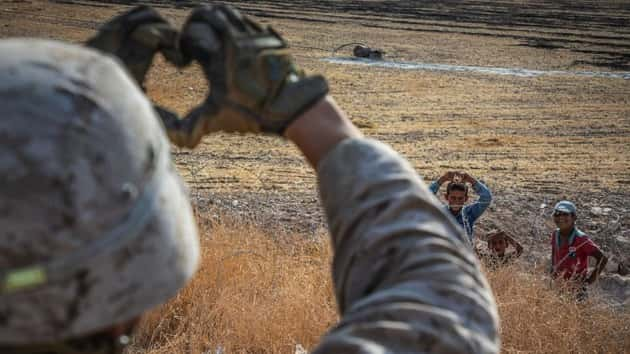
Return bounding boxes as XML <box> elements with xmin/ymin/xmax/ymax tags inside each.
<box><xmin>266</xmin><ymin>75</ymin><xmax>329</xmax><ymax>134</ymax></box>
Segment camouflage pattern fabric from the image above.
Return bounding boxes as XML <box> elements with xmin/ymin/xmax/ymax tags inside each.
<box><xmin>0</xmin><ymin>39</ymin><xmax>199</xmax><ymax>345</ymax></box>
<box><xmin>314</xmin><ymin>138</ymin><xmax>499</xmax><ymax>353</ymax></box>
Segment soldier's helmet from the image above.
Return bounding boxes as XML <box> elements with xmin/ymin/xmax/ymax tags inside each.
<box><xmin>0</xmin><ymin>39</ymin><xmax>199</xmax><ymax>345</ymax></box>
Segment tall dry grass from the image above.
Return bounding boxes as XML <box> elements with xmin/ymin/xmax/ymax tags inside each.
<box><xmin>487</xmin><ymin>264</ymin><xmax>630</xmax><ymax>353</ymax></box>
<box><xmin>126</xmin><ymin>215</ymin><xmax>337</xmax><ymax>354</ymax></box>
<box><xmin>127</xmin><ymin>215</ymin><xmax>630</xmax><ymax>353</ymax></box>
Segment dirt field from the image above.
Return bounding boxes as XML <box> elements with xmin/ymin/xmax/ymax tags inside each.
<box><xmin>3</xmin><ymin>0</ymin><xmax>630</xmax><ymax>303</ymax></box>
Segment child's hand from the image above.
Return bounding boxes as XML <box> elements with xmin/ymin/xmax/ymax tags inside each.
<box><xmin>438</xmin><ymin>171</ymin><xmax>457</xmax><ymax>184</ymax></box>
<box><xmin>459</xmin><ymin>172</ymin><xmax>476</xmax><ymax>185</ymax></box>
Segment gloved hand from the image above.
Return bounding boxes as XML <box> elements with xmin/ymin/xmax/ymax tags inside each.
<box><xmin>160</xmin><ymin>4</ymin><xmax>328</xmax><ymax>148</ymax></box>
<box><xmin>86</xmin><ymin>6</ymin><xmax>184</xmax><ymax>89</ymax></box>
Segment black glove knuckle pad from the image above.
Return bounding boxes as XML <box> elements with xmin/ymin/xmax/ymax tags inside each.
<box><xmin>86</xmin><ymin>4</ymin><xmax>328</xmax><ymax>147</ymax></box>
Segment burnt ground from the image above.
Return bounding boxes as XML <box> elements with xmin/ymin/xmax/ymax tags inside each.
<box><xmin>2</xmin><ymin>0</ymin><xmax>630</xmax><ymax>305</ymax></box>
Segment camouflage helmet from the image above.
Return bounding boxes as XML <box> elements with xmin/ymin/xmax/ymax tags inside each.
<box><xmin>0</xmin><ymin>38</ymin><xmax>199</xmax><ymax>345</ymax></box>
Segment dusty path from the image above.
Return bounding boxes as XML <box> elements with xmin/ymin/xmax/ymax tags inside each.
<box><xmin>3</xmin><ymin>0</ymin><xmax>630</xmax><ymax>304</ymax></box>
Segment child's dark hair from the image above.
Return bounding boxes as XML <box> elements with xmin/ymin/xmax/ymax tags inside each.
<box><xmin>446</xmin><ymin>182</ymin><xmax>468</xmax><ymax>195</ymax></box>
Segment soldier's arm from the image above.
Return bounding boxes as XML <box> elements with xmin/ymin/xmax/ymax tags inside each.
<box><xmin>286</xmin><ymin>98</ymin><xmax>499</xmax><ymax>353</ymax></box>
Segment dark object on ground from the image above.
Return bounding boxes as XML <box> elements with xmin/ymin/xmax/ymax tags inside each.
<box><xmin>353</xmin><ymin>45</ymin><xmax>383</xmax><ymax>60</ymax></box>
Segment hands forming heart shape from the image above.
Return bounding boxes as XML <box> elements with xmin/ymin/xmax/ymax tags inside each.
<box><xmin>87</xmin><ymin>5</ymin><xmax>328</xmax><ymax>148</ymax></box>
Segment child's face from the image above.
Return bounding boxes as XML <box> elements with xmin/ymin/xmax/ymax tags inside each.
<box><xmin>445</xmin><ymin>190</ymin><xmax>468</xmax><ymax>212</ymax></box>
<box><xmin>489</xmin><ymin>238</ymin><xmax>507</xmax><ymax>255</ymax></box>
<box><xmin>553</xmin><ymin>211</ymin><xmax>576</xmax><ymax>230</ymax></box>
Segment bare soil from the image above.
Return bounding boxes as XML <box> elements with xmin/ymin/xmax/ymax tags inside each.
<box><xmin>2</xmin><ymin>0</ymin><xmax>629</xmax><ymax>305</ymax></box>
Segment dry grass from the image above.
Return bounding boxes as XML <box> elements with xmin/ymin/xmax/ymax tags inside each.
<box><xmin>127</xmin><ymin>215</ymin><xmax>630</xmax><ymax>354</ymax></box>
<box><xmin>487</xmin><ymin>264</ymin><xmax>630</xmax><ymax>354</ymax></box>
<box><xmin>126</xmin><ymin>215</ymin><xmax>337</xmax><ymax>354</ymax></box>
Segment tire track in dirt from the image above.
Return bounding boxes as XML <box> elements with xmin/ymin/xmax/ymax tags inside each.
<box><xmin>0</xmin><ymin>9</ymin><xmax>100</xmax><ymax>30</ymax></box>
<box><xmin>324</xmin><ymin>57</ymin><xmax>630</xmax><ymax>79</ymax></box>
<box><xmin>68</xmin><ymin>0</ymin><xmax>630</xmax><ymax>69</ymax></box>
<box><xmin>62</xmin><ymin>1</ymin><xmax>630</xmax><ymax>45</ymax></box>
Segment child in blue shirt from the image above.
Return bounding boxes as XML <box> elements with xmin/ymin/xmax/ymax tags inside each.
<box><xmin>429</xmin><ymin>171</ymin><xmax>492</xmax><ymax>244</ymax></box>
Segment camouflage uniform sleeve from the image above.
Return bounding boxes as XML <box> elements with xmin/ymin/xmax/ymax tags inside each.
<box><xmin>312</xmin><ymin>138</ymin><xmax>499</xmax><ymax>354</ymax></box>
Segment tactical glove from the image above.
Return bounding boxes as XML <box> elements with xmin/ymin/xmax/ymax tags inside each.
<box><xmin>160</xmin><ymin>5</ymin><xmax>328</xmax><ymax>148</ymax></box>
<box><xmin>86</xmin><ymin>6</ymin><xmax>183</xmax><ymax>89</ymax></box>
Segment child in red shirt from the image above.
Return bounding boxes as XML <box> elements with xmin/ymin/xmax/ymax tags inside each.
<box><xmin>550</xmin><ymin>201</ymin><xmax>607</xmax><ymax>299</ymax></box>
